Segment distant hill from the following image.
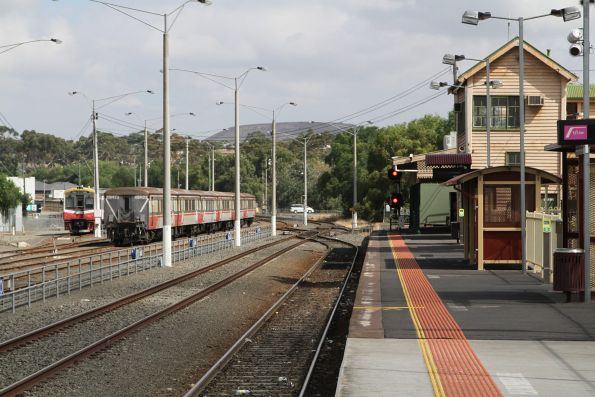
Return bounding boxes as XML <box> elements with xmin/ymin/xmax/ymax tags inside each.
<box><xmin>206</xmin><ymin>121</ymin><xmax>355</xmax><ymax>143</ymax></box>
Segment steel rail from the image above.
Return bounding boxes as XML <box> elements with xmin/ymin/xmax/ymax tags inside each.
<box><xmin>298</xmin><ymin>235</ymin><xmax>359</xmax><ymax>396</ymax></box>
<box><xmin>0</xmin><ymin>233</ymin><xmax>314</xmax><ymax>396</ymax></box>
<box><xmin>183</xmin><ymin>232</ymin><xmax>328</xmax><ymax>397</ymax></box>
<box><xmin>0</xmin><ymin>235</ymin><xmax>295</xmax><ymax>353</ymax></box>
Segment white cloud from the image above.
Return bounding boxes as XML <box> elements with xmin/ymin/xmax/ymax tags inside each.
<box><xmin>0</xmin><ymin>0</ymin><xmax>589</xmax><ymax>139</ymax></box>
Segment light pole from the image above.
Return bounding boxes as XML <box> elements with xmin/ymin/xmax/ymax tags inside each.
<box><xmin>175</xmin><ymin>67</ymin><xmax>266</xmax><ymax>247</ymax></box>
<box><xmin>350</xmin><ymin>121</ymin><xmax>373</xmax><ymax>230</ymax></box>
<box><xmin>580</xmin><ymin>1</ymin><xmax>591</xmax><ymax>303</ymax></box>
<box><xmin>185</xmin><ymin>135</ymin><xmax>190</xmax><ymax>190</ymax></box>
<box><xmin>203</xmin><ymin>141</ymin><xmax>215</xmax><ymax>191</ymax></box>
<box><xmin>82</xmin><ymin>0</ymin><xmax>211</xmax><ymax>267</ymax></box>
<box><xmin>0</xmin><ymin>38</ymin><xmax>61</xmax><ymax>55</ymax></box>
<box><xmin>463</xmin><ymin>6</ymin><xmax>580</xmax><ymax>274</ymax></box>
<box><xmin>221</xmin><ymin>101</ymin><xmax>297</xmax><ymax>236</ymax></box>
<box><xmin>69</xmin><ymin>89</ymin><xmax>154</xmax><ymax>238</ymax></box>
<box><xmin>443</xmin><ymin>54</ymin><xmax>498</xmax><ymax>167</ymax></box>
<box><xmin>320</xmin><ymin>121</ymin><xmax>374</xmax><ymax>231</ymax></box>
<box><xmin>125</xmin><ymin>112</ymin><xmax>196</xmax><ymax>188</ymax></box>
<box><xmin>294</xmin><ymin>134</ymin><xmax>316</xmax><ymax>226</ymax></box>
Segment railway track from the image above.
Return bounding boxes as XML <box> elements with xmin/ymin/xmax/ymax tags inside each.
<box><xmin>0</xmin><ymin>231</ymin><xmax>316</xmax><ymax>396</ymax></box>
<box><xmin>186</xmin><ymin>235</ymin><xmax>359</xmax><ymax>397</ymax></box>
<box><xmin>0</xmin><ymin>234</ymin><xmax>103</xmax><ymax>259</ymax></box>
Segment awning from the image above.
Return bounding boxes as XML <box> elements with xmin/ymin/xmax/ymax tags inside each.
<box><xmin>425</xmin><ymin>153</ymin><xmax>472</xmax><ymax>166</ymax></box>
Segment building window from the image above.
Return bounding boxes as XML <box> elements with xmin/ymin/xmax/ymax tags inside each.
<box><xmin>473</xmin><ymin>96</ymin><xmax>520</xmax><ymax>129</ymax></box>
<box><xmin>505</xmin><ymin>152</ymin><xmax>523</xmax><ymax>166</ymax></box>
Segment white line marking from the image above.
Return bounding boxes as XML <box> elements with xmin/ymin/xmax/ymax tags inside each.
<box><xmin>497</xmin><ymin>373</ymin><xmax>537</xmax><ymax>395</ymax></box>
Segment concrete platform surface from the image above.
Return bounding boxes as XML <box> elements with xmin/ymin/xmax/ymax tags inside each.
<box><xmin>336</xmin><ymin>227</ymin><xmax>595</xmax><ymax>397</ymax></box>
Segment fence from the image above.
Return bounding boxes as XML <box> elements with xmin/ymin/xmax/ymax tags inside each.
<box><xmin>0</xmin><ymin>226</ymin><xmax>272</xmax><ymax>313</ymax></box>
<box><xmin>526</xmin><ymin>211</ymin><xmax>562</xmax><ymax>282</ymax></box>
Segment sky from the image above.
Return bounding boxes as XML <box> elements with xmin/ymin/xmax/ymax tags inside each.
<box><xmin>0</xmin><ymin>0</ymin><xmax>590</xmax><ymax>142</ymax></box>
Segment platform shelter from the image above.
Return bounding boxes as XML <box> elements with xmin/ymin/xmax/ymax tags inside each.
<box><xmin>445</xmin><ymin>166</ymin><xmax>561</xmax><ymax>270</ymax></box>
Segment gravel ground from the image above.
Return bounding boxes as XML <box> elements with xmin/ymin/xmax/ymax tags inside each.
<box><xmin>199</xmin><ymin>240</ymin><xmax>358</xmax><ymax>397</ymax></box>
<box><xmin>1</xmin><ymin>233</ymin><xmax>328</xmax><ymax>396</ymax></box>
<box><xmin>304</xmin><ymin>234</ymin><xmax>367</xmax><ymax>396</ymax></box>
<box><xmin>0</xmin><ymin>224</ymin><xmax>369</xmax><ymax>397</ymax></box>
<box><xmin>0</xmin><ymin>237</ymin><xmax>304</xmax><ymax>389</ymax></box>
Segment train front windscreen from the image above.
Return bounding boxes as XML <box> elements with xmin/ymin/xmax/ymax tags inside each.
<box><xmin>65</xmin><ymin>192</ymin><xmax>94</xmax><ymax>211</ymax></box>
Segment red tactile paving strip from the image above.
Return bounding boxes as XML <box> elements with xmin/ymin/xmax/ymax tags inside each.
<box><xmin>390</xmin><ymin>233</ymin><xmax>503</xmax><ymax>397</ymax></box>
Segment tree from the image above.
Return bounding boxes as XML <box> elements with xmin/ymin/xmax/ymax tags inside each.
<box><xmin>0</xmin><ymin>175</ymin><xmax>23</xmax><ymax>218</ymax></box>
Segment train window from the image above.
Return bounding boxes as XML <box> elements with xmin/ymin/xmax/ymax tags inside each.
<box><xmin>65</xmin><ymin>195</ymin><xmax>75</xmax><ymax>210</ymax></box>
<box><xmin>124</xmin><ymin>197</ymin><xmax>130</xmax><ymax>211</ymax></box>
<box><xmin>85</xmin><ymin>196</ymin><xmax>94</xmax><ymax>210</ymax></box>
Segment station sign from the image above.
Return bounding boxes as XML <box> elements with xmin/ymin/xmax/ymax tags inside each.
<box><xmin>557</xmin><ymin>119</ymin><xmax>595</xmax><ymax>145</ymax></box>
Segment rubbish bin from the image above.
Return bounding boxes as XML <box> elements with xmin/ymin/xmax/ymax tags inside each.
<box><xmin>553</xmin><ymin>248</ymin><xmax>584</xmax><ymax>300</ymax></box>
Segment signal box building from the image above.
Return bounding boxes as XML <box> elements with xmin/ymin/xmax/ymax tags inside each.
<box><xmin>447</xmin><ymin>38</ymin><xmax>576</xmax><ymax>269</ymax></box>
<box><xmin>396</xmin><ymin>37</ymin><xmax>580</xmax><ymax>270</ymax></box>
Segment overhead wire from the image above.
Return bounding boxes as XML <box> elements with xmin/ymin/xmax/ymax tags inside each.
<box><xmin>0</xmin><ymin>112</ymin><xmax>17</xmax><ymax>131</ymax></box>
<box><xmin>269</xmin><ymin>66</ymin><xmax>452</xmax><ymax>139</ymax></box>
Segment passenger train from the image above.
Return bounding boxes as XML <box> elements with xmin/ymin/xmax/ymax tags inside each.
<box><xmin>63</xmin><ymin>186</ymin><xmax>96</xmax><ymax>234</ymax></box>
<box><xmin>103</xmin><ymin>187</ymin><xmax>256</xmax><ymax>245</ymax></box>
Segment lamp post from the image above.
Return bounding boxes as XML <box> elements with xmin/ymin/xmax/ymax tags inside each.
<box><xmin>175</xmin><ymin>67</ymin><xmax>266</xmax><ymax>247</ymax></box>
<box><xmin>203</xmin><ymin>141</ymin><xmax>215</xmax><ymax>191</ymax></box>
<box><xmin>582</xmin><ymin>1</ymin><xmax>591</xmax><ymax>303</ymax></box>
<box><xmin>81</xmin><ymin>0</ymin><xmax>211</xmax><ymax>267</ymax></box>
<box><xmin>69</xmin><ymin>89</ymin><xmax>154</xmax><ymax>238</ymax></box>
<box><xmin>221</xmin><ymin>101</ymin><xmax>297</xmax><ymax>236</ymax></box>
<box><xmin>293</xmin><ymin>134</ymin><xmax>316</xmax><ymax>226</ymax></box>
<box><xmin>0</xmin><ymin>38</ymin><xmax>62</xmax><ymax>55</ymax></box>
<box><xmin>443</xmin><ymin>54</ymin><xmax>498</xmax><ymax>167</ymax></box>
<box><xmin>350</xmin><ymin>121</ymin><xmax>373</xmax><ymax>230</ymax></box>
<box><xmin>312</xmin><ymin>120</ymin><xmax>374</xmax><ymax>230</ymax></box>
<box><xmin>185</xmin><ymin>135</ymin><xmax>190</xmax><ymax>190</ymax></box>
<box><xmin>463</xmin><ymin>6</ymin><xmax>580</xmax><ymax>274</ymax></box>
<box><xmin>125</xmin><ymin>112</ymin><xmax>196</xmax><ymax>188</ymax></box>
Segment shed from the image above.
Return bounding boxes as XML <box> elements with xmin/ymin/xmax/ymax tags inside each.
<box><xmin>445</xmin><ymin>166</ymin><xmax>561</xmax><ymax>270</ymax></box>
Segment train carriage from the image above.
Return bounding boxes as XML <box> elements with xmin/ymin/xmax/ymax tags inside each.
<box><xmin>63</xmin><ymin>187</ymin><xmax>95</xmax><ymax>234</ymax></box>
<box><xmin>103</xmin><ymin>187</ymin><xmax>256</xmax><ymax>245</ymax></box>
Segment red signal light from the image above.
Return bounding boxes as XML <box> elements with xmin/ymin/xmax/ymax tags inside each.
<box><xmin>390</xmin><ymin>193</ymin><xmax>403</xmax><ymax>208</ymax></box>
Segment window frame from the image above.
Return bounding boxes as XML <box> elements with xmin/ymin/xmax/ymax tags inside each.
<box><xmin>472</xmin><ymin>95</ymin><xmax>520</xmax><ymax>130</ymax></box>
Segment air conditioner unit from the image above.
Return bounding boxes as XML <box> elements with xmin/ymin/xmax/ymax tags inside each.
<box><xmin>526</xmin><ymin>95</ymin><xmax>544</xmax><ymax>106</ymax></box>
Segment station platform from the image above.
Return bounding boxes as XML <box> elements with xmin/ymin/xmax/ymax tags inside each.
<box><xmin>336</xmin><ymin>226</ymin><xmax>595</xmax><ymax>397</ymax></box>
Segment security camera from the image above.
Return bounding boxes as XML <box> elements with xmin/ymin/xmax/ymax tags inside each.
<box><xmin>567</xmin><ymin>28</ymin><xmax>583</xmax><ymax>43</ymax></box>
<box><xmin>570</xmin><ymin>43</ymin><xmax>583</xmax><ymax>56</ymax></box>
